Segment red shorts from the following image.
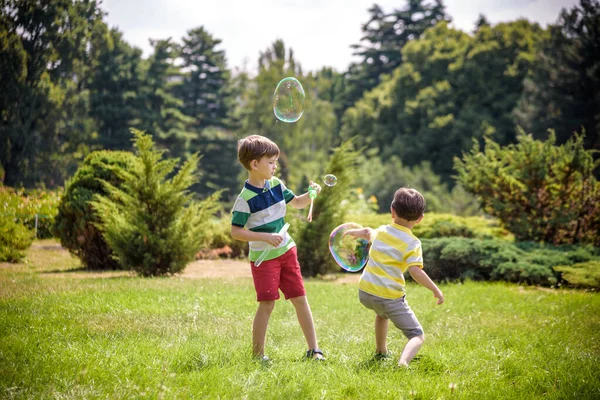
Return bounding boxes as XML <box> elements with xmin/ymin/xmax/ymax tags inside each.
<box><xmin>250</xmin><ymin>247</ymin><xmax>306</xmax><ymax>301</ymax></box>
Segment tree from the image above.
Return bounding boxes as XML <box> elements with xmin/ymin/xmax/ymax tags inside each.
<box><xmin>296</xmin><ymin>139</ymin><xmax>360</xmax><ymax>276</ymax></box>
<box><xmin>176</xmin><ymin>26</ymin><xmax>231</xmax><ymax>131</ymax></box>
<box><xmin>0</xmin><ymin>0</ymin><xmax>104</xmax><ymax>187</ymax></box>
<box><xmin>454</xmin><ymin>130</ymin><xmax>600</xmax><ymax>246</ymax></box>
<box><xmin>342</xmin><ymin>0</ymin><xmax>450</xmax><ymax>109</ymax></box>
<box><xmin>91</xmin><ymin>129</ymin><xmax>221</xmax><ymax>276</ymax></box>
<box><xmin>138</xmin><ymin>38</ymin><xmax>194</xmax><ymax>159</ymax></box>
<box><xmin>341</xmin><ymin>20</ymin><xmax>544</xmax><ymax>183</ymax></box>
<box><xmin>88</xmin><ymin>28</ymin><xmax>144</xmax><ymax>150</ymax></box>
<box><xmin>514</xmin><ymin>0</ymin><xmax>600</xmax><ymax>152</ymax></box>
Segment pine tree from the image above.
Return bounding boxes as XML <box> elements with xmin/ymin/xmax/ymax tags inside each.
<box><xmin>91</xmin><ymin>129</ymin><xmax>221</xmax><ymax>276</ymax></box>
<box><xmin>296</xmin><ymin>140</ymin><xmax>360</xmax><ymax>276</ymax></box>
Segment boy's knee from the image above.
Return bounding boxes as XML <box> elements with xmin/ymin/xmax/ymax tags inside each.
<box><xmin>259</xmin><ymin>300</ymin><xmax>276</xmax><ymax>313</ymax></box>
<box><xmin>289</xmin><ymin>296</ymin><xmax>309</xmax><ymax>309</ymax></box>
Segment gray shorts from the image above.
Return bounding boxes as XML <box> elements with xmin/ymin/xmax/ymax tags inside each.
<box><xmin>359</xmin><ymin>290</ymin><xmax>424</xmax><ymax>339</ymax></box>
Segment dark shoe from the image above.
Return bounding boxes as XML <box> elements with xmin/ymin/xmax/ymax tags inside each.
<box><xmin>374</xmin><ymin>352</ymin><xmax>390</xmax><ymax>361</ymax></box>
<box><xmin>306</xmin><ymin>348</ymin><xmax>326</xmax><ymax>361</ymax></box>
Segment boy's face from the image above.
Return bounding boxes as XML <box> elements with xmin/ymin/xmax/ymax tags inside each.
<box><xmin>251</xmin><ymin>155</ymin><xmax>278</xmax><ymax>180</ymax></box>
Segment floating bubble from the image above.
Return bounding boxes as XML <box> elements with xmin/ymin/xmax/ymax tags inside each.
<box><xmin>328</xmin><ymin>222</ymin><xmax>370</xmax><ymax>272</ymax></box>
<box><xmin>323</xmin><ymin>174</ymin><xmax>337</xmax><ymax>187</ymax></box>
<box><xmin>273</xmin><ymin>77</ymin><xmax>305</xmax><ymax>123</ymax></box>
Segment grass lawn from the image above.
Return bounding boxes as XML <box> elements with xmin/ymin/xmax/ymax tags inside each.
<box><xmin>1</xmin><ymin>240</ymin><xmax>599</xmax><ymax>399</ymax></box>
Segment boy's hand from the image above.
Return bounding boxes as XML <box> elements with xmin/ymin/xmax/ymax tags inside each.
<box><xmin>309</xmin><ymin>181</ymin><xmax>322</xmax><ymax>194</ymax></box>
<box><xmin>342</xmin><ymin>229</ymin><xmax>360</xmax><ymax>238</ymax></box>
<box><xmin>264</xmin><ymin>233</ymin><xmax>284</xmax><ymax>247</ymax></box>
<box><xmin>433</xmin><ymin>289</ymin><xmax>444</xmax><ymax>305</ymax></box>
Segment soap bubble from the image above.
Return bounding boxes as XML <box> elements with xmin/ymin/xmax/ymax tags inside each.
<box><xmin>273</xmin><ymin>77</ymin><xmax>305</xmax><ymax>123</ymax></box>
<box><xmin>323</xmin><ymin>174</ymin><xmax>337</xmax><ymax>187</ymax></box>
<box><xmin>329</xmin><ymin>222</ymin><xmax>370</xmax><ymax>272</ymax></box>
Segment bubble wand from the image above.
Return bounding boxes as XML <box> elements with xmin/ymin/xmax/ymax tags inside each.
<box><xmin>254</xmin><ymin>223</ymin><xmax>290</xmax><ymax>267</ymax></box>
<box><xmin>307</xmin><ymin>186</ymin><xmax>317</xmax><ymax>222</ymax></box>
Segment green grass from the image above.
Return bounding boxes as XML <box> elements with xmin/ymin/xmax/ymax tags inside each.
<box><xmin>1</xmin><ymin>240</ymin><xmax>599</xmax><ymax>399</ymax></box>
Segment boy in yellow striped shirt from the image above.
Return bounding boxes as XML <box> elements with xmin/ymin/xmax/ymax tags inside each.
<box><xmin>345</xmin><ymin>187</ymin><xmax>444</xmax><ymax>367</ymax></box>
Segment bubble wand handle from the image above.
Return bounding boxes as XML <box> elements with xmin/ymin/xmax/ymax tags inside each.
<box><xmin>254</xmin><ymin>223</ymin><xmax>290</xmax><ymax>267</ymax></box>
<box><xmin>307</xmin><ymin>187</ymin><xmax>317</xmax><ymax>222</ymax></box>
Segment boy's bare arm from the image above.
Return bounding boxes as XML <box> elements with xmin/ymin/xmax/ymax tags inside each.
<box><xmin>289</xmin><ymin>181</ymin><xmax>322</xmax><ymax>209</ymax></box>
<box><xmin>231</xmin><ymin>226</ymin><xmax>284</xmax><ymax>247</ymax></box>
<box><xmin>344</xmin><ymin>228</ymin><xmax>376</xmax><ymax>242</ymax></box>
<box><xmin>408</xmin><ymin>266</ymin><xmax>444</xmax><ymax>305</ymax></box>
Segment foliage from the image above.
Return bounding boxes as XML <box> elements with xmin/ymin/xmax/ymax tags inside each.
<box><xmin>295</xmin><ymin>140</ymin><xmax>360</xmax><ymax>276</ymax></box>
<box><xmin>341</xmin><ymin>20</ymin><xmax>544</xmax><ymax>183</ymax></box>
<box><xmin>53</xmin><ymin>150</ymin><xmax>135</xmax><ymax>270</ymax></box>
<box><xmin>0</xmin><ymin>188</ymin><xmax>34</xmax><ymax>262</ymax></box>
<box><xmin>91</xmin><ymin>129</ymin><xmax>221</xmax><ymax>276</ymax></box>
<box><xmin>421</xmin><ymin>237</ymin><xmax>599</xmax><ymax>286</ymax></box>
<box><xmin>176</xmin><ymin>26</ymin><xmax>231</xmax><ymax>131</ymax></box>
<box><xmin>515</xmin><ymin>0</ymin><xmax>600</xmax><ymax>151</ymax></box>
<box><xmin>349</xmin><ymin>212</ymin><xmax>513</xmax><ymax>241</ymax></box>
<box><xmin>89</xmin><ymin>28</ymin><xmax>145</xmax><ymax>150</ymax></box>
<box><xmin>554</xmin><ymin>261</ymin><xmax>600</xmax><ymax>289</ymax></box>
<box><xmin>455</xmin><ymin>130</ymin><xmax>600</xmax><ymax>245</ymax></box>
<box><xmin>354</xmin><ymin>151</ymin><xmax>480</xmax><ymax>215</ymax></box>
<box><xmin>0</xmin><ymin>186</ymin><xmax>62</xmax><ymax>238</ymax></box>
<box><xmin>343</xmin><ymin>0</ymin><xmax>450</xmax><ymax>109</ymax></box>
<box><xmin>195</xmin><ymin>216</ymin><xmax>247</xmax><ymax>260</ymax></box>
<box><xmin>0</xmin><ymin>0</ymin><xmax>104</xmax><ymax>187</ymax></box>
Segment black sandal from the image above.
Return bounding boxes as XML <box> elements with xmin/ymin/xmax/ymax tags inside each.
<box><xmin>306</xmin><ymin>348</ymin><xmax>326</xmax><ymax>361</ymax></box>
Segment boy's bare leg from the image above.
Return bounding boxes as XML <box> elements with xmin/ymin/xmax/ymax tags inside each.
<box><xmin>375</xmin><ymin>315</ymin><xmax>388</xmax><ymax>354</ymax></box>
<box><xmin>289</xmin><ymin>296</ymin><xmax>321</xmax><ymax>356</ymax></box>
<box><xmin>253</xmin><ymin>300</ymin><xmax>275</xmax><ymax>356</ymax></box>
<box><xmin>398</xmin><ymin>334</ymin><xmax>424</xmax><ymax>366</ymax></box>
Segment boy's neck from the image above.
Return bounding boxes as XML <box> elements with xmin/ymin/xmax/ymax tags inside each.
<box><xmin>392</xmin><ymin>217</ymin><xmax>416</xmax><ymax>230</ymax></box>
<box><xmin>247</xmin><ymin>172</ymin><xmax>267</xmax><ymax>188</ymax></box>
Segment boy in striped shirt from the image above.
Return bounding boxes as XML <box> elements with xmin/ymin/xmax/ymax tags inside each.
<box><xmin>345</xmin><ymin>188</ymin><xmax>444</xmax><ymax>367</ymax></box>
<box><xmin>231</xmin><ymin>135</ymin><xmax>325</xmax><ymax>362</ymax></box>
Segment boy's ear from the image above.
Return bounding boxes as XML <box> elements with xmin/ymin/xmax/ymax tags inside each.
<box><xmin>250</xmin><ymin>159</ymin><xmax>258</xmax><ymax>170</ymax></box>
<box><xmin>390</xmin><ymin>207</ymin><xmax>396</xmax><ymax>218</ymax></box>
<box><xmin>415</xmin><ymin>214</ymin><xmax>424</xmax><ymax>224</ymax></box>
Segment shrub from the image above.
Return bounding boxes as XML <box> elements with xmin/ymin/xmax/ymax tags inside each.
<box><xmin>53</xmin><ymin>150</ymin><xmax>135</xmax><ymax>270</ymax></box>
<box><xmin>296</xmin><ymin>140</ymin><xmax>360</xmax><ymax>276</ymax></box>
<box><xmin>195</xmin><ymin>216</ymin><xmax>247</xmax><ymax>260</ymax></box>
<box><xmin>421</xmin><ymin>237</ymin><xmax>599</xmax><ymax>286</ymax></box>
<box><xmin>455</xmin><ymin>130</ymin><xmax>600</xmax><ymax>245</ymax></box>
<box><xmin>91</xmin><ymin>129</ymin><xmax>221</xmax><ymax>276</ymax></box>
<box><xmin>349</xmin><ymin>212</ymin><xmax>512</xmax><ymax>240</ymax></box>
<box><xmin>554</xmin><ymin>261</ymin><xmax>600</xmax><ymax>289</ymax></box>
<box><xmin>0</xmin><ymin>187</ymin><xmax>62</xmax><ymax>239</ymax></box>
<box><xmin>0</xmin><ymin>187</ymin><xmax>34</xmax><ymax>262</ymax></box>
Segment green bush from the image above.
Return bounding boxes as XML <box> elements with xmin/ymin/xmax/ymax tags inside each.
<box><xmin>296</xmin><ymin>140</ymin><xmax>360</xmax><ymax>276</ymax></box>
<box><xmin>421</xmin><ymin>237</ymin><xmax>600</xmax><ymax>286</ymax></box>
<box><xmin>554</xmin><ymin>261</ymin><xmax>600</xmax><ymax>289</ymax></box>
<box><xmin>53</xmin><ymin>150</ymin><xmax>135</xmax><ymax>270</ymax></box>
<box><xmin>0</xmin><ymin>187</ymin><xmax>61</xmax><ymax>239</ymax></box>
<box><xmin>349</xmin><ymin>212</ymin><xmax>512</xmax><ymax>240</ymax></box>
<box><xmin>0</xmin><ymin>214</ymin><xmax>34</xmax><ymax>262</ymax></box>
<box><xmin>91</xmin><ymin>129</ymin><xmax>220</xmax><ymax>277</ymax></box>
<box><xmin>455</xmin><ymin>130</ymin><xmax>600</xmax><ymax>245</ymax></box>
<box><xmin>196</xmin><ymin>216</ymin><xmax>247</xmax><ymax>259</ymax></box>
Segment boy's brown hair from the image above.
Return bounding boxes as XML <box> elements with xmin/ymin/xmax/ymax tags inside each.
<box><xmin>391</xmin><ymin>188</ymin><xmax>426</xmax><ymax>221</ymax></box>
<box><xmin>237</xmin><ymin>135</ymin><xmax>280</xmax><ymax>171</ymax></box>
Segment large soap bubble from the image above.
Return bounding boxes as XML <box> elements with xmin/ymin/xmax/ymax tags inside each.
<box><xmin>273</xmin><ymin>77</ymin><xmax>305</xmax><ymax>123</ymax></box>
<box><xmin>328</xmin><ymin>222</ymin><xmax>370</xmax><ymax>272</ymax></box>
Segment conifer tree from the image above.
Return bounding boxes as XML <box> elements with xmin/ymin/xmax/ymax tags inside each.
<box><xmin>295</xmin><ymin>140</ymin><xmax>360</xmax><ymax>276</ymax></box>
<box><xmin>91</xmin><ymin>129</ymin><xmax>220</xmax><ymax>276</ymax></box>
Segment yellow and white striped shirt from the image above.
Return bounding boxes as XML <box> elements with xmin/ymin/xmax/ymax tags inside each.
<box><xmin>358</xmin><ymin>223</ymin><xmax>423</xmax><ymax>299</ymax></box>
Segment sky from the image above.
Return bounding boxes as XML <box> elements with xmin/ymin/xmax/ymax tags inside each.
<box><xmin>100</xmin><ymin>0</ymin><xmax>579</xmax><ymax>73</ymax></box>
